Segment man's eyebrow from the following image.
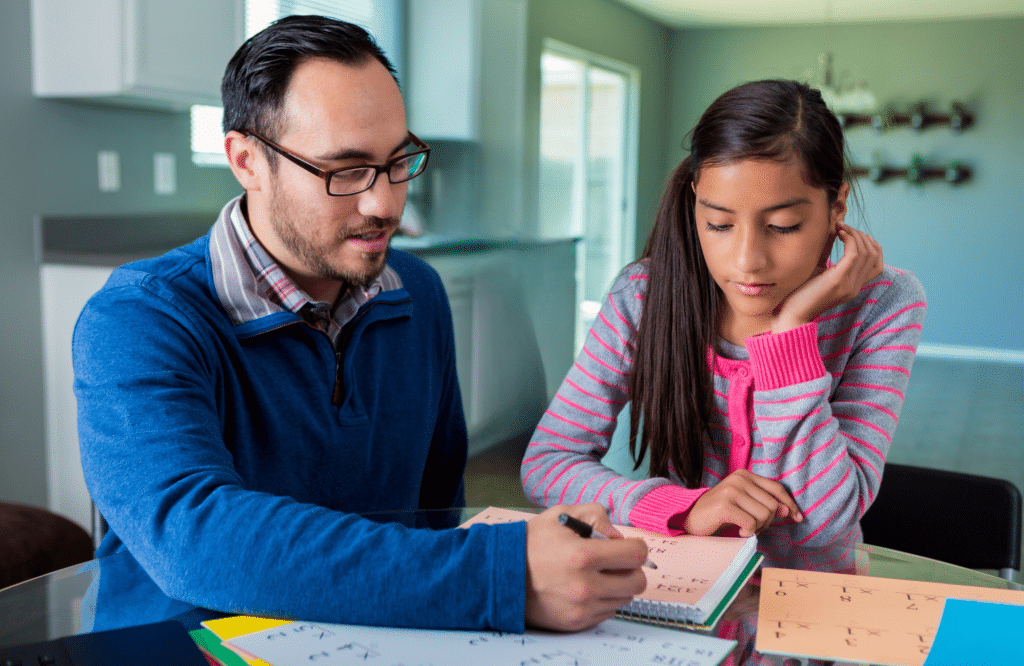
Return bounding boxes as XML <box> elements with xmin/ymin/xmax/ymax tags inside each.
<box><xmin>695</xmin><ymin>196</ymin><xmax>812</xmax><ymax>214</ymax></box>
<box><xmin>317</xmin><ymin>135</ymin><xmax>414</xmax><ymax>163</ymax></box>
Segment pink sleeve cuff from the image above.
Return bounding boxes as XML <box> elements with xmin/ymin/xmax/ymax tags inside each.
<box><xmin>628</xmin><ymin>484</ymin><xmax>709</xmax><ymax>535</ymax></box>
<box><xmin>745</xmin><ymin>322</ymin><xmax>826</xmax><ymax>390</ymax></box>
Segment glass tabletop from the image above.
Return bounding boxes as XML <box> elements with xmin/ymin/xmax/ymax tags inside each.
<box><xmin>0</xmin><ymin>507</ymin><xmax>1019</xmax><ymax>656</ymax></box>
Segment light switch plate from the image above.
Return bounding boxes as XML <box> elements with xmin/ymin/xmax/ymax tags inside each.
<box><xmin>98</xmin><ymin>151</ymin><xmax>120</xmax><ymax>192</ymax></box>
<box><xmin>154</xmin><ymin>152</ymin><xmax>176</xmax><ymax>195</ymax></box>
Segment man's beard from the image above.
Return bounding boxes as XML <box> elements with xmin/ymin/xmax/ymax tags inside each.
<box><xmin>268</xmin><ymin>195</ymin><xmax>396</xmax><ymax>289</ymax></box>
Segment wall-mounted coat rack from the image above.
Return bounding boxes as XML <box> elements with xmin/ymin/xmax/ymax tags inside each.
<box><xmin>838</xmin><ymin>102</ymin><xmax>973</xmax><ymax>132</ymax></box>
<box><xmin>851</xmin><ymin>155</ymin><xmax>971</xmax><ymax>185</ymax></box>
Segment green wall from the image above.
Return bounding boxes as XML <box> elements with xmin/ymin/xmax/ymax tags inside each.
<box><xmin>0</xmin><ymin>1</ymin><xmax>241</xmax><ymax>506</ymax></box>
<box><xmin>668</xmin><ymin>18</ymin><xmax>1024</xmax><ymax>354</ymax></box>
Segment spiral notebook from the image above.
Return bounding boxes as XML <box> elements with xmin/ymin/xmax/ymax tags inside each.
<box><xmin>461</xmin><ymin>507</ymin><xmax>762</xmax><ymax>630</ymax></box>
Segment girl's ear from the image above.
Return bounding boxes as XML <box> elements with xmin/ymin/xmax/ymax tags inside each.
<box><xmin>830</xmin><ymin>181</ymin><xmax>851</xmax><ymax>232</ymax></box>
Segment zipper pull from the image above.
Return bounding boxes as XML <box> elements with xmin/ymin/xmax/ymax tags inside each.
<box><xmin>332</xmin><ymin>350</ymin><xmax>344</xmax><ymax>406</ymax></box>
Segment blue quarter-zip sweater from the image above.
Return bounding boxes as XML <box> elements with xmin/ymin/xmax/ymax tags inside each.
<box><xmin>73</xmin><ymin>232</ymin><xmax>526</xmax><ymax>632</ymax></box>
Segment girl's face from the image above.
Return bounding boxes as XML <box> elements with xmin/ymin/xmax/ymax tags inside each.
<box><xmin>693</xmin><ymin>157</ymin><xmax>848</xmax><ymax>344</ymax></box>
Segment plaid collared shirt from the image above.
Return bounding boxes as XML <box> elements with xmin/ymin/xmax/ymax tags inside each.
<box><xmin>210</xmin><ymin>196</ymin><xmax>403</xmax><ymax>347</ymax></box>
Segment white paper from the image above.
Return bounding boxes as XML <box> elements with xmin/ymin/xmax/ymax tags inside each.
<box><xmin>225</xmin><ymin>617</ymin><xmax>736</xmax><ymax>666</ymax></box>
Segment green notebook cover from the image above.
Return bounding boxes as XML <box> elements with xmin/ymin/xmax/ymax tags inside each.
<box><xmin>617</xmin><ymin>551</ymin><xmax>763</xmax><ymax>632</ymax></box>
<box><xmin>190</xmin><ymin>628</ymin><xmax>250</xmax><ymax>666</ymax></box>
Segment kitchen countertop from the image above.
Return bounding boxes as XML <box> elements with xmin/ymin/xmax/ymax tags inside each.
<box><xmin>391</xmin><ymin>233</ymin><xmax>578</xmax><ymax>256</ymax></box>
<box><xmin>39</xmin><ymin>213</ymin><xmax>577</xmax><ymax>267</ymax></box>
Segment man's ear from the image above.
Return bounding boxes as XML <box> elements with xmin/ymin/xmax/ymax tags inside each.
<box><xmin>225</xmin><ymin>131</ymin><xmax>264</xmax><ymax>192</ymax></box>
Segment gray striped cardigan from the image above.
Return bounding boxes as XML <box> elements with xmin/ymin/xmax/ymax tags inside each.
<box><xmin>522</xmin><ymin>261</ymin><xmax>926</xmax><ymax>573</ymax></box>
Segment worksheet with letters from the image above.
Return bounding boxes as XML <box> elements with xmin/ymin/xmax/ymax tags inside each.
<box><xmin>223</xmin><ymin>617</ymin><xmax>736</xmax><ymax>666</ymax></box>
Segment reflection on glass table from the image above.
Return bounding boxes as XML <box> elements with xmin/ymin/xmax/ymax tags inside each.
<box><xmin>0</xmin><ymin>508</ymin><xmax>1020</xmax><ymax>660</ymax></box>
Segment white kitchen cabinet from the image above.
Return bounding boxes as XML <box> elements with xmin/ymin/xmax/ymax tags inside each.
<box><xmin>41</xmin><ymin>264</ymin><xmax>114</xmax><ymax>532</ymax></box>
<box><xmin>516</xmin><ymin>240</ymin><xmax>578</xmax><ymax>399</ymax></box>
<box><xmin>406</xmin><ymin>0</ymin><xmax>526</xmax><ymax>141</ymax></box>
<box><xmin>406</xmin><ymin>0</ymin><xmax>478</xmax><ymax>140</ymax></box>
<box><xmin>406</xmin><ymin>0</ymin><xmax>528</xmax><ymax>237</ymax></box>
<box><xmin>31</xmin><ymin>0</ymin><xmax>243</xmax><ymax>109</ymax></box>
<box><xmin>422</xmin><ymin>240</ymin><xmax>577</xmax><ymax>456</ymax></box>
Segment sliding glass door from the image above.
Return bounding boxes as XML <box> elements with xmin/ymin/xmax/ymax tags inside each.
<box><xmin>538</xmin><ymin>42</ymin><xmax>638</xmax><ymax>352</ymax></box>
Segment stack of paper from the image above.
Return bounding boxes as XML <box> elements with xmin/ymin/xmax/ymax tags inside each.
<box><xmin>195</xmin><ymin>615</ymin><xmax>737</xmax><ymax>666</ymax></box>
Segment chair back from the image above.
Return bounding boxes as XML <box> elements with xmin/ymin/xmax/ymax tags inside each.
<box><xmin>0</xmin><ymin>502</ymin><xmax>93</xmax><ymax>589</ymax></box>
<box><xmin>92</xmin><ymin>501</ymin><xmax>108</xmax><ymax>554</ymax></box>
<box><xmin>860</xmin><ymin>463</ymin><xmax>1022</xmax><ymax>580</ymax></box>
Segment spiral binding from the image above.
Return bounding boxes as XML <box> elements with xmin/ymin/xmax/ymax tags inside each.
<box><xmin>616</xmin><ymin>601</ymin><xmax>705</xmax><ymax>629</ymax></box>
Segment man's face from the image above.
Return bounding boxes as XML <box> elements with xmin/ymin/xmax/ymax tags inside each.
<box><xmin>251</xmin><ymin>57</ymin><xmax>409</xmax><ymax>299</ymax></box>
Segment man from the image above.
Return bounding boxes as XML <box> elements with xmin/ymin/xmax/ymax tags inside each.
<box><xmin>74</xmin><ymin>15</ymin><xmax>645</xmax><ymax>633</ymax></box>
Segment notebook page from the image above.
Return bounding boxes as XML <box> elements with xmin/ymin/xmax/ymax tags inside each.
<box><xmin>616</xmin><ymin>525</ymin><xmax>755</xmax><ymax>607</ymax></box>
<box><xmin>224</xmin><ymin>618</ymin><xmax>736</xmax><ymax>666</ymax></box>
<box><xmin>461</xmin><ymin>507</ymin><xmax>756</xmax><ymax>608</ymax></box>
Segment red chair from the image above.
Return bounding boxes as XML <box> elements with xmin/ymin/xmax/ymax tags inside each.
<box><xmin>0</xmin><ymin>501</ymin><xmax>94</xmax><ymax>590</ymax></box>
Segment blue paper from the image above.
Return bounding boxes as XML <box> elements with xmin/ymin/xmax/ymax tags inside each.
<box><xmin>923</xmin><ymin>598</ymin><xmax>1024</xmax><ymax>664</ymax></box>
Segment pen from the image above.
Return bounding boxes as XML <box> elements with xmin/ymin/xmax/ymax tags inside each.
<box><xmin>558</xmin><ymin>513</ymin><xmax>658</xmax><ymax>569</ymax></box>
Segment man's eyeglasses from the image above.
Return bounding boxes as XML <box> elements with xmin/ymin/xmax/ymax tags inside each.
<box><xmin>247</xmin><ymin>131</ymin><xmax>430</xmax><ymax>196</ymax></box>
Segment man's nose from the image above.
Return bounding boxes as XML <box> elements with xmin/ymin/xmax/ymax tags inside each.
<box><xmin>356</xmin><ymin>174</ymin><xmax>403</xmax><ymax>219</ymax></box>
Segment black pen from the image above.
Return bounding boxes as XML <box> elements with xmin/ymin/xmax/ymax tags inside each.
<box><xmin>558</xmin><ymin>513</ymin><xmax>658</xmax><ymax>569</ymax></box>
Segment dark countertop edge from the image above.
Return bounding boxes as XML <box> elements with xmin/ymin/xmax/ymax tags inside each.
<box><xmin>38</xmin><ymin>212</ymin><xmax>217</xmax><ymax>264</ymax></box>
<box><xmin>42</xmin><ymin>236</ymin><xmax>581</xmax><ymax>267</ymax></box>
<box><xmin>391</xmin><ymin>236</ymin><xmax>579</xmax><ymax>256</ymax></box>
<box><xmin>41</xmin><ymin>251</ymin><xmax>161</xmax><ymax>268</ymax></box>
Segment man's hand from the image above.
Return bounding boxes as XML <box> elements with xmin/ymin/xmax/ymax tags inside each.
<box><xmin>683</xmin><ymin>469</ymin><xmax>803</xmax><ymax>537</ymax></box>
<box><xmin>772</xmin><ymin>223</ymin><xmax>884</xmax><ymax>334</ymax></box>
<box><xmin>524</xmin><ymin>504</ymin><xmax>648</xmax><ymax>632</ymax></box>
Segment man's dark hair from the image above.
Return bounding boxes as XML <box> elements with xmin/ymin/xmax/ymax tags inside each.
<box><xmin>221</xmin><ymin>14</ymin><xmax>397</xmax><ymax>142</ymax></box>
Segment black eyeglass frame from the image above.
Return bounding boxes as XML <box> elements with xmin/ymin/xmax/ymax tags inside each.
<box><xmin>247</xmin><ymin>130</ymin><xmax>431</xmax><ymax>196</ymax></box>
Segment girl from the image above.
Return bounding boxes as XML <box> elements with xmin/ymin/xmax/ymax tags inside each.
<box><xmin>522</xmin><ymin>79</ymin><xmax>926</xmax><ymax>575</ymax></box>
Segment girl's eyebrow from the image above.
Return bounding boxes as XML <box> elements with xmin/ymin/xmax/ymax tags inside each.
<box><xmin>696</xmin><ymin>196</ymin><xmax>813</xmax><ymax>214</ymax></box>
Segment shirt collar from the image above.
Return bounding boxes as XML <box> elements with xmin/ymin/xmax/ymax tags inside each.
<box><xmin>210</xmin><ymin>195</ymin><xmax>403</xmax><ymax>336</ymax></box>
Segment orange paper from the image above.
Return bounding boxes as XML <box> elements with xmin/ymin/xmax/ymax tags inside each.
<box><xmin>757</xmin><ymin>567</ymin><xmax>1024</xmax><ymax>666</ymax></box>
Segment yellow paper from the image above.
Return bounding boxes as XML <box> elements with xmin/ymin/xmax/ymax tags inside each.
<box><xmin>201</xmin><ymin>615</ymin><xmax>291</xmax><ymax>666</ymax></box>
<box><xmin>203</xmin><ymin>614</ymin><xmax>291</xmax><ymax>638</ymax></box>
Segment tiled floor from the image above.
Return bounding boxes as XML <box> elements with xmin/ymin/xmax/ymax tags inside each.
<box><xmin>887</xmin><ymin>358</ymin><xmax>1023</xmax><ymax>490</ymax></box>
<box><xmin>884</xmin><ymin>357</ymin><xmax>1023</xmax><ymax>583</ymax></box>
<box><xmin>463</xmin><ymin>432</ymin><xmax>533</xmax><ymax>508</ymax></box>
<box><xmin>464</xmin><ymin>356</ymin><xmax>1024</xmax><ymax>581</ymax></box>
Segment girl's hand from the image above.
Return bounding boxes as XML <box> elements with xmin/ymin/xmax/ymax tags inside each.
<box><xmin>772</xmin><ymin>223</ymin><xmax>884</xmax><ymax>334</ymax></box>
<box><xmin>683</xmin><ymin>469</ymin><xmax>803</xmax><ymax>537</ymax></box>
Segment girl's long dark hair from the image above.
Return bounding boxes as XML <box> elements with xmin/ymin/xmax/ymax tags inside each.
<box><xmin>627</xmin><ymin>79</ymin><xmax>851</xmax><ymax>486</ymax></box>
